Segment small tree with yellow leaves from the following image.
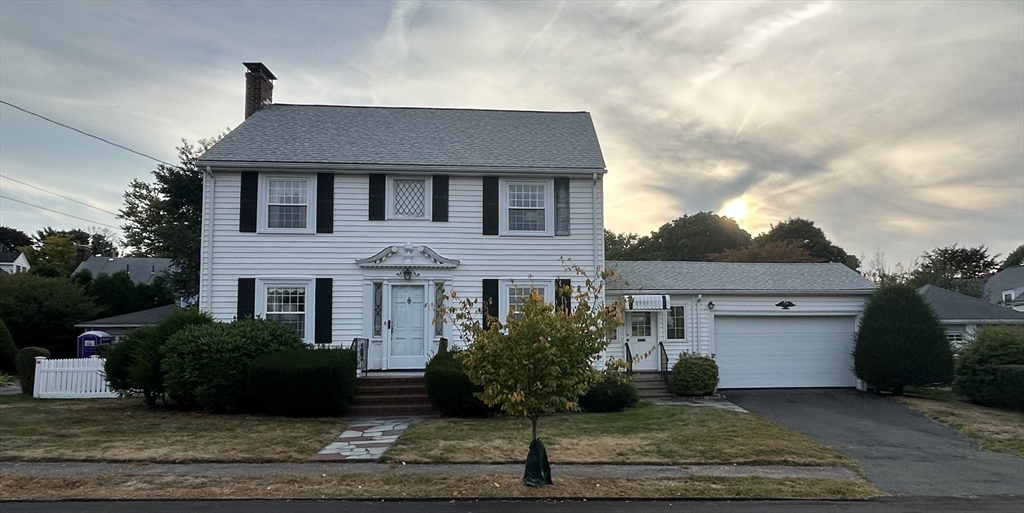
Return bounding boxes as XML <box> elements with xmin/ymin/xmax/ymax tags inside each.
<box><xmin>446</xmin><ymin>267</ymin><xmax>621</xmax><ymax>443</ymax></box>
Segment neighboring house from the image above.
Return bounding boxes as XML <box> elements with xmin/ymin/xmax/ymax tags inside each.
<box><xmin>982</xmin><ymin>265</ymin><xmax>1024</xmax><ymax>312</ymax></box>
<box><xmin>918</xmin><ymin>284</ymin><xmax>1024</xmax><ymax>344</ymax></box>
<box><xmin>607</xmin><ymin>261</ymin><xmax>876</xmax><ymax>389</ymax></box>
<box><xmin>73</xmin><ymin>257</ymin><xmax>173</xmax><ymax>286</ymax></box>
<box><xmin>195</xmin><ymin>63</ymin><xmax>606</xmax><ymax>370</ymax></box>
<box><xmin>0</xmin><ymin>251</ymin><xmax>30</xmax><ymax>274</ymax></box>
<box><xmin>74</xmin><ymin>304</ymin><xmax>181</xmax><ymax>342</ymax></box>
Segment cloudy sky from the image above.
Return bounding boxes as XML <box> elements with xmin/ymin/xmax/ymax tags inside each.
<box><xmin>1</xmin><ymin>1</ymin><xmax>1021</xmax><ymax>268</ymax></box>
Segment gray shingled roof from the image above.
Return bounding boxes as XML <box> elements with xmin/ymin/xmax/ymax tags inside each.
<box><xmin>983</xmin><ymin>265</ymin><xmax>1024</xmax><ymax>304</ymax></box>
<box><xmin>197</xmin><ymin>104</ymin><xmax>606</xmax><ymax>173</ymax></box>
<box><xmin>918</xmin><ymin>285</ymin><xmax>1024</xmax><ymax>322</ymax></box>
<box><xmin>607</xmin><ymin>261</ymin><xmax>876</xmax><ymax>293</ymax></box>
<box><xmin>0</xmin><ymin>251</ymin><xmax>22</xmax><ymax>263</ymax></box>
<box><xmin>75</xmin><ymin>304</ymin><xmax>180</xmax><ymax>328</ymax></box>
<box><xmin>73</xmin><ymin>257</ymin><xmax>173</xmax><ymax>286</ymax></box>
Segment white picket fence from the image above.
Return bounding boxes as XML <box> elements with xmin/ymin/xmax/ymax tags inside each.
<box><xmin>33</xmin><ymin>356</ymin><xmax>117</xmax><ymax>399</ymax></box>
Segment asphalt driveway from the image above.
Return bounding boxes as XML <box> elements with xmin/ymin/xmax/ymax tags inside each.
<box><xmin>726</xmin><ymin>388</ymin><xmax>1024</xmax><ymax>497</ymax></box>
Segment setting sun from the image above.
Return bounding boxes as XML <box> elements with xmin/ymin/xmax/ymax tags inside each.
<box><xmin>720</xmin><ymin>197</ymin><xmax>748</xmax><ymax>221</ymax></box>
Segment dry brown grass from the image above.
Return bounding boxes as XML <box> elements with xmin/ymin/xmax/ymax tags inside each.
<box><xmin>896</xmin><ymin>393</ymin><xmax>1024</xmax><ymax>458</ymax></box>
<box><xmin>383</xmin><ymin>403</ymin><xmax>855</xmax><ymax>468</ymax></box>
<box><xmin>0</xmin><ymin>395</ymin><xmax>345</xmax><ymax>462</ymax></box>
<box><xmin>0</xmin><ymin>473</ymin><xmax>882</xmax><ymax>501</ymax></box>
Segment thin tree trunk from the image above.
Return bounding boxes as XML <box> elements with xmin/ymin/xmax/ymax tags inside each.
<box><xmin>530</xmin><ymin>416</ymin><xmax>538</xmax><ymax>441</ymax></box>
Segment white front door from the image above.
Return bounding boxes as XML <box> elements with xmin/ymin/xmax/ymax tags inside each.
<box><xmin>388</xmin><ymin>285</ymin><xmax>427</xmax><ymax>369</ymax></box>
<box><xmin>626</xmin><ymin>311</ymin><xmax>659</xmax><ymax>371</ymax></box>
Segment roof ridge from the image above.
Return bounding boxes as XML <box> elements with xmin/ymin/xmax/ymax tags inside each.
<box><xmin>267</xmin><ymin>103</ymin><xmax>591</xmax><ymax>115</ymax></box>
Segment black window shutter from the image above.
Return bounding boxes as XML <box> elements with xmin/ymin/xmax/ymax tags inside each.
<box><xmin>482</xmin><ymin>279</ymin><xmax>499</xmax><ymax>330</ymax></box>
<box><xmin>554</xmin><ymin>178</ymin><xmax>570</xmax><ymax>236</ymax></box>
<box><xmin>315</xmin><ymin>278</ymin><xmax>333</xmax><ymax>344</ymax></box>
<box><xmin>369</xmin><ymin>174</ymin><xmax>386</xmax><ymax>220</ymax></box>
<box><xmin>316</xmin><ymin>173</ymin><xmax>334</xmax><ymax>233</ymax></box>
<box><xmin>482</xmin><ymin>177</ymin><xmax>499</xmax><ymax>235</ymax></box>
<box><xmin>239</xmin><ymin>172</ymin><xmax>258</xmax><ymax>232</ymax></box>
<box><xmin>237</xmin><ymin>278</ymin><xmax>256</xmax><ymax>320</ymax></box>
<box><xmin>432</xmin><ymin>175</ymin><xmax>449</xmax><ymax>222</ymax></box>
<box><xmin>555</xmin><ymin>279</ymin><xmax>572</xmax><ymax>313</ymax></box>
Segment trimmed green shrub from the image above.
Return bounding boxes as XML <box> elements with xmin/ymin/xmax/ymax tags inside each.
<box><xmin>161</xmin><ymin>318</ymin><xmax>306</xmax><ymax>412</ymax></box>
<box><xmin>103</xmin><ymin>332</ymin><xmax>144</xmax><ymax>396</ymax></box>
<box><xmin>953</xmin><ymin>326</ymin><xmax>1024</xmax><ymax>408</ymax></box>
<box><xmin>0</xmin><ymin>317</ymin><xmax>17</xmax><ymax>373</ymax></box>
<box><xmin>15</xmin><ymin>346</ymin><xmax>50</xmax><ymax>395</ymax></box>
<box><xmin>854</xmin><ymin>285</ymin><xmax>953</xmax><ymax>395</ymax></box>
<box><xmin>579</xmin><ymin>378</ymin><xmax>638</xmax><ymax>413</ymax></box>
<box><xmin>425</xmin><ymin>349</ymin><xmax>494</xmax><ymax>417</ymax></box>
<box><xmin>247</xmin><ymin>348</ymin><xmax>357</xmax><ymax>417</ymax></box>
<box><xmin>672</xmin><ymin>352</ymin><xmax>719</xmax><ymax>396</ymax></box>
<box><xmin>129</xmin><ymin>309</ymin><xmax>213</xmax><ymax>405</ymax></box>
<box><xmin>994</xmin><ymin>365</ymin><xmax>1024</xmax><ymax>411</ymax></box>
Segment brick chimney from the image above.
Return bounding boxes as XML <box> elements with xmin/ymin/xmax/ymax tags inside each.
<box><xmin>243</xmin><ymin>62</ymin><xmax>276</xmax><ymax>119</ymax></box>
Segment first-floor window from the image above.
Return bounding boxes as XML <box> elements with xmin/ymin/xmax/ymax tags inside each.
<box><xmin>266</xmin><ymin>285</ymin><xmax>307</xmax><ymax>339</ymax></box>
<box><xmin>629</xmin><ymin>312</ymin><xmax>652</xmax><ymax>337</ymax></box>
<box><xmin>946</xmin><ymin>332</ymin><xmax>965</xmax><ymax>344</ymax></box>
<box><xmin>507</xmin><ymin>284</ymin><xmax>548</xmax><ymax>322</ymax></box>
<box><xmin>667</xmin><ymin>306</ymin><xmax>685</xmax><ymax>339</ymax></box>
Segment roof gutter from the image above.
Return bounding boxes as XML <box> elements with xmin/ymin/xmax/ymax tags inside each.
<box><xmin>196</xmin><ymin>161</ymin><xmax>608</xmax><ymax>176</ymax></box>
<box><xmin>606</xmin><ymin>288</ymin><xmax>877</xmax><ymax>296</ymax></box>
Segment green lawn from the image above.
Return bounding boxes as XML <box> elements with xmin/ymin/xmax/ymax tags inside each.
<box><xmin>383</xmin><ymin>402</ymin><xmax>857</xmax><ymax>468</ymax></box>
<box><xmin>0</xmin><ymin>394</ymin><xmax>345</xmax><ymax>462</ymax></box>
<box><xmin>899</xmin><ymin>388</ymin><xmax>1024</xmax><ymax>458</ymax></box>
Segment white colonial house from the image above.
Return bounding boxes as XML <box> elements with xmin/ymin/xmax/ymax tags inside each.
<box><xmin>196</xmin><ymin>63</ymin><xmax>606</xmax><ymax>370</ymax></box>
<box><xmin>607</xmin><ymin>261</ymin><xmax>876</xmax><ymax>389</ymax></box>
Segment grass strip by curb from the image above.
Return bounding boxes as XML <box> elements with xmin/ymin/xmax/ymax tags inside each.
<box><xmin>0</xmin><ymin>473</ymin><xmax>883</xmax><ymax>501</ymax></box>
<box><xmin>896</xmin><ymin>393</ymin><xmax>1024</xmax><ymax>459</ymax></box>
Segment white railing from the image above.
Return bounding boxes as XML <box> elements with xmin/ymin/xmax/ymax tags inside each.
<box><xmin>33</xmin><ymin>356</ymin><xmax>117</xmax><ymax>399</ymax></box>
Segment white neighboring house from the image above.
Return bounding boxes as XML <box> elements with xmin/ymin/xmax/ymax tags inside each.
<box><xmin>196</xmin><ymin>63</ymin><xmax>606</xmax><ymax>370</ymax></box>
<box><xmin>0</xmin><ymin>251</ymin><xmax>30</xmax><ymax>274</ymax></box>
<box><xmin>918</xmin><ymin>284</ymin><xmax>1024</xmax><ymax>344</ymax></box>
<box><xmin>607</xmin><ymin>261</ymin><xmax>876</xmax><ymax>389</ymax></box>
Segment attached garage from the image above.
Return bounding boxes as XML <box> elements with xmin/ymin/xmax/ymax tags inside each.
<box><xmin>714</xmin><ymin>316</ymin><xmax>857</xmax><ymax>388</ymax></box>
<box><xmin>607</xmin><ymin>261</ymin><xmax>876</xmax><ymax>390</ymax></box>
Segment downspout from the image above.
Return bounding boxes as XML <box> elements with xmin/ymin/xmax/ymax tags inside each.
<box><xmin>592</xmin><ymin>173</ymin><xmax>600</xmax><ymax>276</ymax></box>
<box><xmin>201</xmin><ymin>166</ymin><xmax>215</xmax><ymax>312</ymax></box>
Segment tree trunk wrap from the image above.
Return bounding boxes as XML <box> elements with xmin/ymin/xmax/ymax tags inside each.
<box><xmin>522</xmin><ymin>439</ymin><xmax>553</xmax><ymax>487</ymax></box>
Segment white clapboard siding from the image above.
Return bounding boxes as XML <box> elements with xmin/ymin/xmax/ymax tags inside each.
<box><xmin>33</xmin><ymin>356</ymin><xmax>117</xmax><ymax>399</ymax></box>
<box><xmin>200</xmin><ymin>172</ymin><xmax>605</xmax><ymax>347</ymax></box>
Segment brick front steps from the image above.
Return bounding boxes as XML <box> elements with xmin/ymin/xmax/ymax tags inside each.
<box><xmin>349</xmin><ymin>375</ymin><xmax>437</xmax><ymax>416</ymax></box>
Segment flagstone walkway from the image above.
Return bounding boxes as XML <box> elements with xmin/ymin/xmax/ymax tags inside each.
<box><xmin>311</xmin><ymin>417</ymin><xmax>423</xmax><ymax>461</ymax></box>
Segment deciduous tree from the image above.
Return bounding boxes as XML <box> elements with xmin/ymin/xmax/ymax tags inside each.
<box><xmin>1000</xmin><ymin>244</ymin><xmax>1024</xmax><ymax>270</ymax></box>
<box><xmin>0</xmin><ymin>273</ymin><xmax>99</xmax><ymax>358</ymax></box>
<box><xmin>711</xmin><ymin>240</ymin><xmax>818</xmax><ymax>263</ymax></box>
<box><xmin>0</xmin><ymin>226</ymin><xmax>32</xmax><ymax>253</ymax></box>
<box><xmin>756</xmin><ymin>218</ymin><xmax>859</xmax><ymax>270</ymax></box>
<box><xmin>909</xmin><ymin>244</ymin><xmax>999</xmax><ymax>298</ymax></box>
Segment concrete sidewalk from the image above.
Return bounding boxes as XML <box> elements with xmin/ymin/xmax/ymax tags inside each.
<box><xmin>0</xmin><ymin>461</ymin><xmax>862</xmax><ymax>481</ymax></box>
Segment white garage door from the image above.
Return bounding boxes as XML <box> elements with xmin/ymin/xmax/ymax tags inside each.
<box><xmin>714</xmin><ymin>316</ymin><xmax>857</xmax><ymax>388</ymax></box>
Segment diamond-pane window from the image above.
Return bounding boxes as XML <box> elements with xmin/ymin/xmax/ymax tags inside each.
<box><xmin>393</xmin><ymin>179</ymin><xmax>426</xmax><ymax>218</ymax></box>
<box><xmin>267</xmin><ymin>179</ymin><xmax>308</xmax><ymax>229</ymax></box>
<box><xmin>266</xmin><ymin>286</ymin><xmax>306</xmax><ymax>339</ymax></box>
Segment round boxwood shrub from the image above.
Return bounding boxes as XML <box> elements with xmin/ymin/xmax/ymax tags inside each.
<box><xmin>854</xmin><ymin>285</ymin><xmax>953</xmax><ymax>395</ymax></box>
<box><xmin>672</xmin><ymin>352</ymin><xmax>719</xmax><ymax>396</ymax></box>
<box><xmin>161</xmin><ymin>318</ymin><xmax>306</xmax><ymax>412</ymax></box>
<box><xmin>129</xmin><ymin>308</ymin><xmax>213</xmax><ymax>405</ymax></box>
<box><xmin>579</xmin><ymin>378</ymin><xmax>639</xmax><ymax>413</ymax></box>
<box><xmin>15</xmin><ymin>346</ymin><xmax>50</xmax><ymax>395</ymax></box>
<box><xmin>247</xmin><ymin>348</ymin><xmax>357</xmax><ymax>417</ymax></box>
<box><xmin>425</xmin><ymin>349</ymin><xmax>494</xmax><ymax>417</ymax></box>
<box><xmin>953</xmin><ymin>326</ymin><xmax>1024</xmax><ymax>408</ymax></box>
<box><xmin>0</xmin><ymin>317</ymin><xmax>17</xmax><ymax>373</ymax></box>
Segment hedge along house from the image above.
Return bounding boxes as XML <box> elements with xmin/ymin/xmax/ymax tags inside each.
<box><xmin>606</xmin><ymin>261</ymin><xmax>876</xmax><ymax>389</ymax></box>
<box><xmin>196</xmin><ymin>63</ymin><xmax>607</xmax><ymax>370</ymax></box>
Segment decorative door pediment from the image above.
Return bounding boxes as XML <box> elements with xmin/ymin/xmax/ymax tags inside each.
<box><xmin>356</xmin><ymin>243</ymin><xmax>460</xmax><ymax>269</ymax></box>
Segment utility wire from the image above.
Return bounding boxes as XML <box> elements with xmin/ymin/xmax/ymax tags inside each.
<box><xmin>0</xmin><ymin>194</ymin><xmax>121</xmax><ymax>230</ymax></box>
<box><xmin>0</xmin><ymin>174</ymin><xmax>120</xmax><ymax>216</ymax></box>
<box><xmin>0</xmin><ymin>99</ymin><xmax>175</xmax><ymax>167</ymax></box>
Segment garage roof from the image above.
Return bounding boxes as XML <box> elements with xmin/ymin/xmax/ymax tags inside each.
<box><xmin>918</xmin><ymin>284</ymin><xmax>1024</xmax><ymax>323</ymax></box>
<box><xmin>607</xmin><ymin>261</ymin><xmax>875</xmax><ymax>293</ymax></box>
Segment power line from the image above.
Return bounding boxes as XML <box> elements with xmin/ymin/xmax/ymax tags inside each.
<box><xmin>0</xmin><ymin>194</ymin><xmax>121</xmax><ymax>230</ymax></box>
<box><xmin>0</xmin><ymin>174</ymin><xmax>120</xmax><ymax>216</ymax></box>
<box><xmin>0</xmin><ymin>99</ymin><xmax>175</xmax><ymax>167</ymax></box>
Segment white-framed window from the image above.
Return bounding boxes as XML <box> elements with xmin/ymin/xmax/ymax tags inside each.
<box><xmin>629</xmin><ymin>312</ymin><xmax>652</xmax><ymax>337</ymax></box>
<box><xmin>387</xmin><ymin>176</ymin><xmax>431</xmax><ymax>220</ymax></box>
<box><xmin>257</xmin><ymin>279</ymin><xmax>314</xmax><ymax>341</ymax></box>
<box><xmin>1003</xmin><ymin>290</ymin><xmax>1015</xmax><ymax>303</ymax></box>
<box><xmin>500</xmin><ymin>179</ymin><xmax>553</xmax><ymax>235</ymax></box>
<box><xmin>259</xmin><ymin>175</ymin><xmax>316</xmax><ymax>232</ymax></box>
<box><xmin>667</xmin><ymin>306</ymin><xmax>685</xmax><ymax>340</ymax></box>
<box><xmin>504</xmin><ymin>281</ymin><xmax>552</xmax><ymax>322</ymax></box>
<box><xmin>947</xmin><ymin>332</ymin><xmax>965</xmax><ymax>344</ymax></box>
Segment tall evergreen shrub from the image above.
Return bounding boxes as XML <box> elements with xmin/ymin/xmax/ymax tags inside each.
<box><xmin>953</xmin><ymin>326</ymin><xmax>1024</xmax><ymax>409</ymax></box>
<box><xmin>15</xmin><ymin>346</ymin><xmax>50</xmax><ymax>394</ymax></box>
<box><xmin>854</xmin><ymin>285</ymin><xmax>953</xmax><ymax>395</ymax></box>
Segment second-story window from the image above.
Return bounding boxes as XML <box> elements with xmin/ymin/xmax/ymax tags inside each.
<box><xmin>387</xmin><ymin>177</ymin><xmax>431</xmax><ymax>220</ymax></box>
<box><xmin>259</xmin><ymin>175</ymin><xmax>316</xmax><ymax>232</ymax></box>
<box><xmin>500</xmin><ymin>179</ymin><xmax>553</xmax><ymax>235</ymax></box>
